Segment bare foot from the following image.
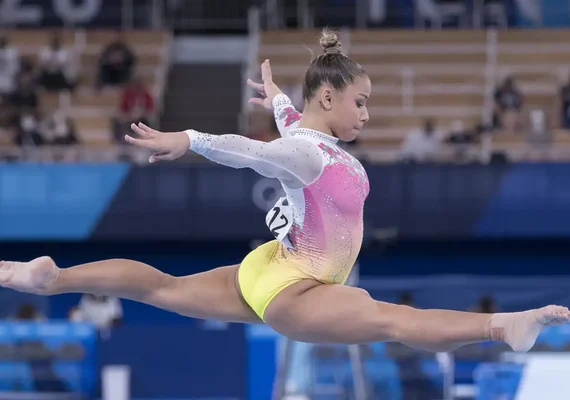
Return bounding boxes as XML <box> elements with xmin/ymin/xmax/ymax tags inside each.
<box><xmin>0</xmin><ymin>257</ymin><xmax>60</xmax><ymax>295</ymax></box>
<box><xmin>487</xmin><ymin>305</ymin><xmax>570</xmax><ymax>352</ymax></box>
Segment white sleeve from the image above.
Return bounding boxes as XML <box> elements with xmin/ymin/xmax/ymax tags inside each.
<box><xmin>272</xmin><ymin>93</ymin><xmax>302</xmax><ymax>138</ymax></box>
<box><xmin>185</xmin><ymin>130</ymin><xmax>322</xmax><ymax>188</ymax></box>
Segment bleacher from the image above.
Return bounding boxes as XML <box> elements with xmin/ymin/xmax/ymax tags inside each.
<box><xmin>0</xmin><ymin>322</ymin><xmax>96</xmax><ymax>398</ymax></box>
<box><xmin>1</xmin><ymin>29</ymin><xmax>171</xmax><ymax>161</ymax></box>
<box><xmin>255</xmin><ymin>29</ymin><xmax>570</xmax><ymax>161</ymax></box>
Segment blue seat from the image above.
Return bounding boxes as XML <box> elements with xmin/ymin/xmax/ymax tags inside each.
<box><xmin>0</xmin><ymin>322</ymin><xmax>96</xmax><ymax>395</ymax></box>
<box><xmin>474</xmin><ymin>363</ymin><xmax>523</xmax><ymax>400</ymax></box>
<box><xmin>53</xmin><ymin>362</ymin><xmax>82</xmax><ymax>392</ymax></box>
<box><xmin>364</xmin><ymin>358</ymin><xmax>401</xmax><ymax>400</ymax></box>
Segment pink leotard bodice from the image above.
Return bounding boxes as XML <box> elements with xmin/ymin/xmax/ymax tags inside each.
<box><xmin>186</xmin><ymin>94</ymin><xmax>369</xmax><ymax>284</ymax></box>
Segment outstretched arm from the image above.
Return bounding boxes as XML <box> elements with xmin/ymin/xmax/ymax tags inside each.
<box><xmin>125</xmin><ymin>123</ymin><xmax>323</xmax><ymax>188</ymax></box>
<box><xmin>185</xmin><ymin>129</ymin><xmax>320</xmax><ymax>187</ymax></box>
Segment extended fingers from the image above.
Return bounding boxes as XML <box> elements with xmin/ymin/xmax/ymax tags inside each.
<box><xmin>149</xmin><ymin>152</ymin><xmax>173</xmax><ymax>164</ymax></box>
<box><xmin>130</xmin><ymin>122</ymin><xmax>157</xmax><ymax>139</ymax></box>
<box><xmin>261</xmin><ymin>59</ymin><xmax>273</xmax><ymax>83</ymax></box>
<box><xmin>248</xmin><ymin>97</ymin><xmax>265</xmax><ymax>107</ymax></box>
<box><xmin>247</xmin><ymin>79</ymin><xmax>265</xmax><ymax>95</ymax></box>
<box><xmin>125</xmin><ymin>134</ymin><xmax>158</xmax><ymax>150</ymax></box>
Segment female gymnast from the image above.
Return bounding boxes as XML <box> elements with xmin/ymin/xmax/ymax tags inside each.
<box><xmin>0</xmin><ymin>30</ymin><xmax>568</xmax><ymax>353</ymax></box>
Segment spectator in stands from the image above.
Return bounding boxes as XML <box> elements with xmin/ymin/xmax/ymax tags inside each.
<box><xmin>9</xmin><ymin>73</ymin><xmax>40</xmax><ymax>116</ymax></box>
<box><xmin>96</xmin><ymin>31</ymin><xmax>136</xmax><ymax>90</ymax></box>
<box><xmin>113</xmin><ymin>77</ymin><xmax>154</xmax><ymax>142</ymax></box>
<box><xmin>0</xmin><ymin>95</ymin><xmax>16</xmax><ymax>130</ymax></box>
<box><xmin>494</xmin><ymin>75</ymin><xmax>524</xmax><ymax>134</ymax></box>
<box><xmin>400</xmin><ymin>118</ymin><xmax>443</xmax><ymax>162</ymax></box>
<box><xmin>9</xmin><ymin>74</ymin><xmax>41</xmax><ymax>148</ymax></box>
<box><xmin>40</xmin><ymin>109</ymin><xmax>79</xmax><ymax>146</ymax></box>
<box><xmin>445</xmin><ymin>120</ymin><xmax>479</xmax><ymax>161</ymax></box>
<box><xmin>557</xmin><ymin>77</ymin><xmax>570</xmax><ymax>129</ymax></box>
<box><xmin>69</xmin><ymin>294</ymin><xmax>123</xmax><ymax>338</ymax></box>
<box><xmin>18</xmin><ymin>57</ymin><xmax>36</xmax><ymax>82</ymax></box>
<box><xmin>0</xmin><ymin>36</ymin><xmax>20</xmax><ymax>96</ymax></box>
<box><xmin>14</xmin><ymin>110</ymin><xmax>44</xmax><ymax>146</ymax></box>
<box><xmin>38</xmin><ymin>33</ymin><xmax>75</xmax><ymax>92</ymax></box>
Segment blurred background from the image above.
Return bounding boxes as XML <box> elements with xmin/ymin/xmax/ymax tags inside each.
<box><xmin>1</xmin><ymin>0</ymin><xmax>570</xmax><ymax>400</ymax></box>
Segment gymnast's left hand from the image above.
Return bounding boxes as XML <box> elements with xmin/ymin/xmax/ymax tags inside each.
<box><xmin>126</xmin><ymin>122</ymin><xmax>190</xmax><ymax>163</ymax></box>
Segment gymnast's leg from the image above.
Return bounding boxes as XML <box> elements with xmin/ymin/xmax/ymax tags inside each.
<box><xmin>263</xmin><ymin>280</ymin><xmax>570</xmax><ymax>352</ymax></box>
<box><xmin>0</xmin><ymin>257</ymin><xmax>262</xmax><ymax>324</ymax></box>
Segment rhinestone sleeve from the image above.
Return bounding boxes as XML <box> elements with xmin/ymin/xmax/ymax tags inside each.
<box><xmin>185</xmin><ymin>130</ymin><xmax>323</xmax><ymax>188</ymax></box>
<box><xmin>272</xmin><ymin>93</ymin><xmax>302</xmax><ymax>138</ymax></box>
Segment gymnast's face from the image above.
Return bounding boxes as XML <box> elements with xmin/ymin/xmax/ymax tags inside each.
<box><xmin>324</xmin><ymin>75</ymin><xmax>371</xmax><ymax>142</ymax></box>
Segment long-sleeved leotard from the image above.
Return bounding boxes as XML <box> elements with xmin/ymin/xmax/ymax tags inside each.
<box><xmin>273</xmin><ymin>93</ymin><xmax>302</xmax><ymax>137</ymax></box>
<box><xmin>185</xmin><ymin>94</ymin><xmax>369</xmax><ymax>284</ymax></box>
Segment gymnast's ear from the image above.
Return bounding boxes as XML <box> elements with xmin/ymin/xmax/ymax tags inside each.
<box><xmin>319</xmin><ymin>87</ymin><xmax>333</xmax><ymax>111</ymax></box>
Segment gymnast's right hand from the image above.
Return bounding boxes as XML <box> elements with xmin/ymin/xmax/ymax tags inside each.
<box><xmin>0</xmin><ymin>257</ymin><xmax>60</xmax><ymax>295</ymax></box>
<box><xmin>126</xmin><ymin>122</ymin><xmax>190</xmax><ymax>163</ymax></box>
<box><xmin>247</xmin><ymin>59</ymin><xmax>283</xmax><ymax>110</ymax></box>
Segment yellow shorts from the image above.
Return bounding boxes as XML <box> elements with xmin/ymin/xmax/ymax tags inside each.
<box><xmin>238</xmin><ymin>240</ymin><xmax>308</xmax><ymax>321</ymax></box>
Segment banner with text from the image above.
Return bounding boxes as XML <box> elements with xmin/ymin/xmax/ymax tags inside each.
<box><xmin>0</xmin><ymin>0</ymin><xmax>122</xmax><ymax>27</ymax></box>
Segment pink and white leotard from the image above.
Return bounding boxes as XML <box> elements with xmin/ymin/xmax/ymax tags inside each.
<box><xmin>186</xmin><ymin>93</ymin><xmax>369</xmax><ymax>285</ymax></box>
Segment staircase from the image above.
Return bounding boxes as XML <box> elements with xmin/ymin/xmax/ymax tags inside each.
<box><xmin>160</xmin><ymin>64</ymin><xmax>243</xmax><ymax>134</ymax></box>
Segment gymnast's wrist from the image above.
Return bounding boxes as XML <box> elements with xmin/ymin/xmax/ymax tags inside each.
<box><xmin>184</xmin><ymin>129</ymin><xmax>197</xmax><ymax>151</ymax></box>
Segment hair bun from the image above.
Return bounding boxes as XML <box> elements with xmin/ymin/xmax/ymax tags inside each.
<box><xmin>319</xmin><ymin>29</ymin><xmax>342</xmax><ymax>55</ymax></box>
